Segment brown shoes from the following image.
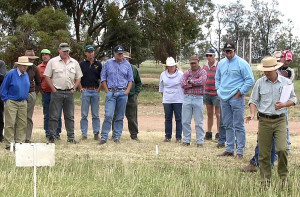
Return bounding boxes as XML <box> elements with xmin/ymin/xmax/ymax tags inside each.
<box><xmin>82</xmin><ymin>136</ymin><xmax>87</xmax><ymax>141</ymax></box>
<box><xmin>175</xmin><ymin>139</ymin><xmax>181</xmax><ymax>143</ymax></box>
<box><xmin>235</xmin><ymin>154</ymin><xmax>243</xmax><ymax>159</ymax></box>
<box><xmin>94</xmin><ymin>133</ymin><xmax>100</xmax><ymax>141</ymax></box>
<box><xmin>240</xmin><ymin>163</ymin><xmax>258</xmax><ymax>172</ymax></box>
<box><xmin>163</xmin><ymin>138</ymin><xmax>171</xmax><ymax>142</ymax></box>
<box><xmin>217</xmin><ymin>151</ymin><xmax>234</xmax><ymax>157</ymax></box>
<box><xmin>216</xmin><ymin>144</ymin><xmax>225</xmax><ymax>148</ymax></box>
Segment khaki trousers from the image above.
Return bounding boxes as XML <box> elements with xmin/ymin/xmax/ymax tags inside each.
<box><xmin>258</xmin><ymin>116</ymin><xmax>287</xmax><ymax>180</ymax></box>
<box><xmin>26</xmin><ymin>92</ymin><xmax>36</xmax><ymax>141</ymax></box>
<box><xmin>4</xmin><ymin>99</ymin><xmax>27</xmax><ymax>148</ymax></box>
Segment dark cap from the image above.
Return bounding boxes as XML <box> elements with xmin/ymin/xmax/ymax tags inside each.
<box><xmin>114</xmin><ymin>45</ymin><xmax>124</xmax><ymax>54</ymax></box>
<box><xmin>223</xmin><ymin>43</ymin><xmax>235</xmax><ymax>51</ymax></box>
<box><xmin>85</xmin><ymin>45</ymin><xmax>95</xmax><ymax>52</ymax></box>
<box><xmin>206</xmin><ymin>48</ymin><xmax>216</xmax><ymax>55</ymax></box>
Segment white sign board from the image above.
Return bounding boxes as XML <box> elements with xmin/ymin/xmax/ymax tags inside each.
<box><xmin>15</xmin><ymin>143</ymin><xmax>55</xmax><ymax>167</ymax></box>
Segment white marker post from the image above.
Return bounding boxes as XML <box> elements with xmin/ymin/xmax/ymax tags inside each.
<box><xmin>156</xmin><ymin>145</ymin><xmax>159</xmax><ymax>155</ymax></box>
<box><xmin>15</xmin><ymin>143</ymin><xmax>55</xmax><ymax>197</ymax></box>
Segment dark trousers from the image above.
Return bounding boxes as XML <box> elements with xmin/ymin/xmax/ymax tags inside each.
<box><xmin>163</xmin><ymin>103</ymin><xmax>182</xmax><ymax>140</ymax></box>
<box><xmin>0</xmin><ymin>99</ymin><xmax>4</xmax><ymax>141</ymax></box>
<box><xmin>49</xmin><ymin>91</ymin><xmax>75</xmax><ymax>140</ymax></box>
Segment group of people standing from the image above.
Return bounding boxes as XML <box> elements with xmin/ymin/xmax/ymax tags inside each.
<box><xmin>0</xmin><ymin>43</ymin><xmax>142</xmax><ymax>148</ymax></box>
<box><xmin>159</xmin><ymin>42</ymin><xmax>297</xmax><ymax>187</ymax></box>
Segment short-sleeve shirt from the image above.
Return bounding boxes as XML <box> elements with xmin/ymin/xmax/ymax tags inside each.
<box><xmin>44</xmin><ymin>55</ymin><xmax>83</xmax><ymax>90</ymax></box>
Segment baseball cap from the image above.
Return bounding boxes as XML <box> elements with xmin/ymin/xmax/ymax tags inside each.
<box><xmin>281</xmin><ymin>50</ymin><xmax>293</xmax><ymax>61</ymax></box>
<box><xmin>85</xmin><ymin>45</ymin><xmax>95</xmax><ymax>52</ymax></box>
<box><xmin>223</xmin><ymin>43</ymin><xmax>235</xmax><ymax>51</ymax></box>
<box><xmin>189</xmin><ymin>55</ymin><xmax>199</xmax><ymax>63</ymax></box>
<box><xmin>273</xmin><ymin>51</ymin><xmax>281</xmax><ymax>61</ymax></box>
<box><xmin>59</xmin><ymin>43</ymin><xmax>70</xmax><ymax>52</ymax></box>
<box><xmin>41</xmin><ymin>49</ymin><xmax>51</xmax><ymax>55</ymax></box>
<box><xmin>114</xmin><ymin>45</ymin><xmax>124</xmax><ymax>54</ymax></box>
<box><xmin>206</xmin><ymin>48</ymin><xmax>216</xmax><ymax>55</ymax></box>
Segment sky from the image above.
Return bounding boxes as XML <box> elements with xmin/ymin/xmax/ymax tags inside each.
<box><xmin>212</xmin><ymin>0</ymin><xmax>300</xmax><ymax>38</ymax></box>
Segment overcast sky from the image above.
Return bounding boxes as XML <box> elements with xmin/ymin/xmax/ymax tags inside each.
<box><xmin>212</xmin><ymin>0</ymin><xmax>300</xmax><ymax>38</ymax></box>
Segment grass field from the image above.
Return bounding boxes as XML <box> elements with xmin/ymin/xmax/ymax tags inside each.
<box><xmin>1</xmin><ymin>130</ymin><xmax>300</xmax><ymax>196</ymax></box>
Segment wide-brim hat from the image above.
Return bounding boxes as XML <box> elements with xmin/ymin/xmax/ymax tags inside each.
<box><xmin>123</xmin><ymin>52</ymin><xmax>131</xmax><ymax>59</ymax></box>
<box><xmin>273</xmin><ymin>51</ymin><xmax>281</xmax><ymax>61</ymax></box>
<box><xmin>24</xmin><ymin>49</ymin><xmax>39</xmax><ymax>59</ymax></box>
<box><xmin>166</xmin><ymin>57</ymin><xmax>178</xmax><ymax>66</ymax></box>
<box><xmin>257</xmin><ymin>56</ymin><xmax>283</xmax><ymax>71</ymax></box>
<box><xmin>15</xmin><ymin>56</ymin><xmax>33</xmax><ymax>66</ymax></box>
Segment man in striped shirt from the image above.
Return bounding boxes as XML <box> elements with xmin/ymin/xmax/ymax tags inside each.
<box><xmin>181</xmin><ymin>55</ymin><xmax>207</xmax><ymax>147</ymax></box>
<box><xmin>203</xmin><ymin>49</ymin><xmax>226</xmax><ymax>147</ymax></box>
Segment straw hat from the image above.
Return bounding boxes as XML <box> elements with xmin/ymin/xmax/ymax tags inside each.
<box><xmin>257</xmin><ymin>56</ymin><xmax>283</xmax><ymax>71</ymax></box>
<box><xmin>166</xmin><ymin>57</ymin><xmax>178</xmax><ymax>66</ymax></box>
<box><xmin>15</xmin><ymin>56</ymin><xmax>33</xmax><ymax>66</ymax></box>
<box><xmin>123</xmin><ymin>52</ymin><xmax>131</xmax><ymax>59</ymax></box>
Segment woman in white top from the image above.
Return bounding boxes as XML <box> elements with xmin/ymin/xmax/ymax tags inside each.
<box><xmin>159</xmin><ymin>57</ymin><xmax>184</xmax><ymax>143</ymax></box>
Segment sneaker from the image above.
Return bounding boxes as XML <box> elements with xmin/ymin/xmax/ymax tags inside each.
<box><xmin>94</xmin><ymin>133</ymin><xmax>100</xmax><ymax>141</ymax></box>
<box><xmin>67</xmin><ymin>139</ymin><xmax>78</xmax><ymax>144</ymax></box>
<box><xmin>217</xmin><ymin>151</ymin><xmax>234</xmax><ymax>157</ymax></box>
<box><xmin>215</xmin><ymin>133</ymin><xmax>219</xmax><ymax>140</ymax></box>
<box><xmin>163</xmin><ymin>138</ymin><xmax>171</xmax><ymax>142</ymax></box>
<box><xmin>175</xmin><ymin>139</ymin><xmax>181</xmax><ymax>143</ymax></box>
<box><xmin>99</xmin><ymin>140</ymin><xmax>106</xmax><ymax>145</ymax></box>
<box><xmin>113</xmin><ymin>139</ymin><xmax>120</xmax><ymax>144</ymax></box>
<box><xmin>240</xmin><ymin>163</ymin><xmax>258</xmax><ymax>172</ymax></box>
<box><xmin>216</xmin><ymin>144</ymin><xmax>225</xmax><ymax>148</ymax></box>
<box><xmin>205</xmin><ymin>131</ymin><xmax>212</xmax><ymax>140</ymax></box>
<box><xmin>82</xmin><ymin>136</ymin><xmax>87</xmax><ymax>141</ymax></box>
<box><xmin>235</xmin><ymin>154</ymin><xmax>243</xmax><ymax>159</ymax></box>
<box><xmin>182</xmin><ymin>142</ymin><xmax>190</xmax><ymax>146</ymax></box>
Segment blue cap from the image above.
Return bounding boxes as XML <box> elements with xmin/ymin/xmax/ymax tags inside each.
<box><xmin>114</xmin><ymin>45</ymin><xmax>124</xmax><ymax>54</ymax></box>
<box><xmin>206</xmin><ymin>48</ymin><xmax>216</xmax><ymax>55</ymax></box>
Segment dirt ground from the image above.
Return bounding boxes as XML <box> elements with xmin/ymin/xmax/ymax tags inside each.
<box><xmin>32</xmin><ymin>104</ymin><xmax>300</xmax><ymax>135</ymax></box>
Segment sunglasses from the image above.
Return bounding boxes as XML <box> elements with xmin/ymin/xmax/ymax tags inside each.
<box><xmin>206</xmin><ymin>54</ymin><xmax>213</xmax><ymax>57</ymax></box>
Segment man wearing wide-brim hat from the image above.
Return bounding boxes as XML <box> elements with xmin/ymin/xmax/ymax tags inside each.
<box><xmin>0</xmin><ymin>56</ymin><xmax>31</xmax><ymax>150</ymax></box>
<box><xmin>22</xmin><ymin>49</ymin><xmax>41</xmax><ymax>143</ymax></box>
<box><xmin>245</xmin><ymin>56</ymin><xmax>297</xmax><ymax>187</ymax></box>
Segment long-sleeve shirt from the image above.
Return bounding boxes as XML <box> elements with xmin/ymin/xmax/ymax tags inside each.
<box><xmin>249</xmin><ymin>75</ymin><xmax>297</xmax><ymax>115</ymax></box>
<box><xmin>129</xmin><ymin>65</ymin><xmax>142</xmax><ymax>96</ymax></box>
<box><xmin>215</xmin><ymin>55</ymin><xmax>254</xmax><ymax>101</ymax></box>
<box><xmin>101</xmin><ymin>57</ymin><xmax>133</xmax><ymax>89</ymax></box>
<box><xmin>159</xmin><ymin>69</ymin><xmax>184</xmax><ymax>103</ymax></box>
<box><xmin>0</xmin><ymin>68</ymin><xmax>30</xmax><ymax>102</ymax></box>
<box><xmin>181</xmin><ymin>67</ymin><xmax>207</xmax><ymax>95</ymax></box>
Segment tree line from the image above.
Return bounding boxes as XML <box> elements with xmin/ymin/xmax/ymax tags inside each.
<box><xmin>0</xmin><ymin>0</ymin><xmax>299</xmax><ymax>77</ymax></box>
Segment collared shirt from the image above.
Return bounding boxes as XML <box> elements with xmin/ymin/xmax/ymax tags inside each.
<box><xmin>80</xmin><ymin>58</ymin><xmax>102</xmax><ymax>88</ymax></box>
<box><xmin>129</xmin><ymin>64</ymin><xmax>142</xmax><ymax>95</ymax></box>
<box><xmin>44</xmin><ymin>55</ymin><xmax>83</xmax><ymax>90</ymax></box>
<box><xmin>215</xmin><ymin>55</ymin><xmax>255</xmax><ymax>101</ymax></box>
<box><xmin>249</xmin><ymin>75</ymin><xmax>297</xmax><ymax>115</ymax></box>
<box><xmin>101</xmin><ymin>57</ymin><xmax>133</xmax><ymax>89</ymax></box>
<box><xmin>38</xmin><ymin>62</ymin><xmax>52</xmax><ymax>93</ymax></box>
<box><xmin>0</xmin><ymin>68</ymin><xmax>30</xmax><ymax>102</ymax></box>
<box><xmin>203</xmin><ymin>61</ymin><xmax>218</xmax><ymax>96</ymax></box>
<box><xmin>181</xmin><ymin>67</ymin><xmax>207</xmax><ymax>95</ymax></box>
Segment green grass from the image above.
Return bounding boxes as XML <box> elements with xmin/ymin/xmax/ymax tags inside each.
<box><xmin>1</xmin><ymin>130</ymin><xmax>300</xmax><ymax>196</ymax></box>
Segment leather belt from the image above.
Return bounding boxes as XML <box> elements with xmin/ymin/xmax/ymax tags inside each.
<box><xmin>56</xmin><ymin>89</ymin><xmax>72</xmax><ymax>91</ymax></box>
<box><xmin>109</xmin><ymin>88</ymin><xmax>126</xmax><ymax>91</ymax></box>
<box><xmin>258</xmin><ymin>112</ymin><xmax>285</xmax><ymax>119</ymax></box>
<box><xmin>83</xmin><ymin>87</ymin><xmax>98</xmax><ymax>90</ymax></box>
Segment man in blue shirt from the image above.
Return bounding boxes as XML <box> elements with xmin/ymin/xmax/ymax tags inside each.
<box><xmin>0</xmin><ymin>56</ymin><xmax>31</xmax><ymax>150</ymax></box>
<box><xmin>78</xmin><ymin>45</ymin><xmax>102</xmax><ymax>141</ymax></box>
<box><xmin>99</xmin><ymin>45</ymin><xmax>134</xmax><ymax>145</ymax></box>
<box><xmin>215</xmin><ymin>43</ymin><xmax>255</xmax><ymax>158</ymax></box>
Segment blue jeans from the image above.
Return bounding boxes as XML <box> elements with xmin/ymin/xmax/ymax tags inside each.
<box><xmin>221</xmin><ymin>96</ymin><xmax>246</xmax><ymax>155</ymax></box>
<box><xmin>218</xmin><ymin>109</ymin><xmax>226</xmax><ymax>145</ymax></box>
<box><xmin>42</xmin><ymin>92</ymin><xmax>62</xmax><ymax>137</ymax></box>
<box><xmin>101</xmin><ymin>90</ymin><xmax>128</xmax><ymax>141</ymax></box>
<box><xmin>251</xmin><ymin>136</ymin><xmax>276</xmax><ymax>166</ymax></box>
<box><xmin>182</xmin><ymin>95</ymin><xmax>205</xmax><ymax>145</ymax></box>
<box><xmin>80</xmin><ymin>89</ymin><xmax>100</xmax><ymax>137</ymax></box>
<box><xmin>163</xmin><ymin>103</ymin><xmax>182</xmax><ymax>140</ymax></box>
